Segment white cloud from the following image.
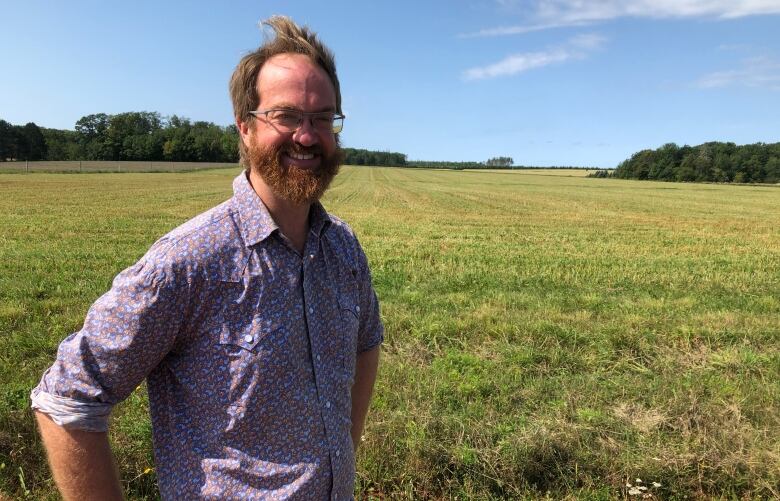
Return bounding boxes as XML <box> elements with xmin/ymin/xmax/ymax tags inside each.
<box><xmin>569</xmin><ymin>33</ymin><xmax>606</xmax><ymax>50</ymax></box>
<box><xmin>464</xmin><ymin>0</ymin><xmax>780</xmax><ymax>37</ymax></box>
<box><xmin>463</xmin><ymin>33</ymin><xmax>606</xmax><ymax>80</ymax></box>
<box><xmin>460</xmin><ymin>20</ymin><xmax>590</xmax><ymax>37</ymax></box>
<box><xmin>696</xmin><ymin>56</ymin><xmax>780</xmax><ymax>90</ymax></box>
<box><xmin>463</xmin><ymin>49</ymin><xmax>571</xmax><ymax>80</ymax></box>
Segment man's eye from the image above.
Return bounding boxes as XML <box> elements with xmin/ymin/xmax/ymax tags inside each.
<box><xmin>313</xmin><ymin>115</ymin><xmax>334</xmax><ymax>125</ymax></box>
<box><xmin>273</xmin><ymin>112</ymin><xmax>300</xmax><ymax>123</ymax></box>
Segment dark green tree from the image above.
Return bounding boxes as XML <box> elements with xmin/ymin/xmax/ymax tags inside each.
<box><xmin>20</xmin><ymin>122</ymin><xmax>48</xmax><ymax>160</ymax></box>
<box><xmin>0</xmin><ymin>119</ymin><xmax>16</xmax><ymax>160</ymax></box>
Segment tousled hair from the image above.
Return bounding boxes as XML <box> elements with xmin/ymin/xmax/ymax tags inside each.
<box><xmin>229</xmin><ymin>16</ymin><xmax>341</xmax><ymax>166</ymax></box>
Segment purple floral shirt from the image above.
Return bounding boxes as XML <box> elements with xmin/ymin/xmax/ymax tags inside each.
<box><xmin>31</xmin><ymin>171</ymin><xmax>383</xmax><ymax>500</ymax></box>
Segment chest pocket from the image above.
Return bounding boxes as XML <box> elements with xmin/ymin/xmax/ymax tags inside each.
<box><xmin>210</xmin><ymin>277</ymin><xmax>290</xmax><ymax>361</ymax></box>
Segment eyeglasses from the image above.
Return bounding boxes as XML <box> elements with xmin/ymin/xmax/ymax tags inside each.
<box><xmin>249</xmin><ymin>108</ymin><xmax>345</xmax><ymax>134</ymax></box>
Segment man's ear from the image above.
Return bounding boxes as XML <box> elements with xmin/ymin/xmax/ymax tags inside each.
<box><xmin>236</xmin><ymin>116</ymin><xmax>252</xmax><ymax>146</ymax></box>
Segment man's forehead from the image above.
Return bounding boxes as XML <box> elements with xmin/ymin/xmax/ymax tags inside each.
<box><xmin>262</xmin><ymin>52</ymin><xmax>314</xmax><ymax>72</ymax></box>
<box><xmin>257</xmin><ymin>53</ymin><xmax>334</xmax><ymax>97</ymax></box>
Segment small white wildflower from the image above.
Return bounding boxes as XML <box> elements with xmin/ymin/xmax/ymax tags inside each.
<box><xmin>652</xmin><ymin>482</ymin><xmax>662</xmax><ymax>488</ymax></box>
<box><xmin>626</xmin><ymin>483</ymin><xmax>633</xmax><ymax>488</ymax></box>
<box><xmin>638</xmin><ymin>486</ymin><xmax>648</xmax><ymax>491</ymax></box>
<box><xmin>636</xmin><ymin>478</ymin><xmax>643</xmax><ymax>483</ymax></box>
<box><xmin>628</xmin><ymin>487</ymin><xmax>642</xmax><ymax>496</ymax></box>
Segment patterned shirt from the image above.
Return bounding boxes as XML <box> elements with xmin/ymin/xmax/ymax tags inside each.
<box><xmin>31</xmin><ymin>171</ymin><xmax>384</xmax><ymax>500</ymax></box>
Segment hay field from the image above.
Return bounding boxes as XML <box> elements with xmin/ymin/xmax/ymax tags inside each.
<box><xmin>1</xmin><ymin>167</ymin><xmax>778</xmax><ymax>499</ymax></box>
<box><xmin>464</xmin><ymin>168</ymin><xmax>597</xmax><ymax>177</ymax></box>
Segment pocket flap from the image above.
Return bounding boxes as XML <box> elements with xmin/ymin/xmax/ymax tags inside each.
<box><xmin>337</xmin><ymin>291</ymin><xmax>360</xmax><ymax>320</ymax></box>
<box><xmin>217</xmin><ymin>316</ymin><xmax>274</xmax><ymax>351</ymax></box>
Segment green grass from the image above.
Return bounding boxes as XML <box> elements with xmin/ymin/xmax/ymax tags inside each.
<box><xmin>1</xmin><ymin>167</ymin><xmax>778</xmax><ymax>499</ymax></box>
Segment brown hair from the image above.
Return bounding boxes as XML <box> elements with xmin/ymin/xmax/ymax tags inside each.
<box><xmin>229</xmin><ymin>16</ymin><xmax>341</xmax><ymax>165</ymax></box>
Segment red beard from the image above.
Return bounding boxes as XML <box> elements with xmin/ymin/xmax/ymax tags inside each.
<box><xmin>248</xmin><ymin>140</ymin><xmax>342</xmax><ymax>205</ymax></box>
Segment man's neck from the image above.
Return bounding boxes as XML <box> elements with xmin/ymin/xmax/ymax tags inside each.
<box><xmin>248</xmin><ymin>169</ymin><xmax>310</xmax><ymax>255</ymax></box>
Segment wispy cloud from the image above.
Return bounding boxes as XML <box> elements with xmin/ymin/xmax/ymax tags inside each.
<box><xmin>695</xmin><ymin>56</ymin><xmax>780</xmax><ymax>90</ymax></box>
<box><xmin>463</xmin><ymin>33</ymin><xmax>606</xmax><ymax>80</ymax></box>
<box><xmin>464</xmin><ymin>0</ymin><xmax>780</xmax><ymax>37</ymax></box>
<box><xmin>460</xmin><ymin>20</ymin><xmax>590</xmax><ymax>38</ymax></box>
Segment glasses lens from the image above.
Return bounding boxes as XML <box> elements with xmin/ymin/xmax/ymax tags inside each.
<box><xmin>268</xmin><ymin>110</ymin><xmax>302</xmax><ymax>130</ymax></box>
<box><xmin>311</xmin><ymin>113</ymin><xmax>336</xmax><ymax>131</ymax></box>
<box><xmin>332</xmin><ymin>116</ymin><xmax>344</xmax><ymax>133</ymax></box>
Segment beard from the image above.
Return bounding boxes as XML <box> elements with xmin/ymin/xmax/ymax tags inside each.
<box><xmin>247</xmin><ymin>139</ymin><xmax>342</xmax><ymax>205</ymax></box>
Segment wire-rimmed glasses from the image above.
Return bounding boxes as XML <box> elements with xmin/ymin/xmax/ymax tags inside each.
<box><xmin>249</xmin><ymin>108</ymin><xmax>344</xmax><ymax>134</ymax></box>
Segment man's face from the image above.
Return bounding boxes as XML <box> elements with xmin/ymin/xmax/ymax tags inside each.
<box><xmin>242</xmin><ymin>53</ymin><xmax>341</xmax><ymax>205</ymax></box>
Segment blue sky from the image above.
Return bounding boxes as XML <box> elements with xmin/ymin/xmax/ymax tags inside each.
<box><xmin>2</xmin><ymin>0</ymin><xmax>780</xmax><ymax>167</ymax></box>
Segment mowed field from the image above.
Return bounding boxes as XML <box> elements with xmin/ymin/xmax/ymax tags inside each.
<box><xmin>1</xmin><ymin>167</ymin><xmax>778</xmax><ymax>499</ymax></box>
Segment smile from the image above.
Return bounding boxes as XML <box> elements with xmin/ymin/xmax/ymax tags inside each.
<box><xmin>288</xmin><ymin>152</ymin><xmax>315</xmax><ymax>160</ymax></box>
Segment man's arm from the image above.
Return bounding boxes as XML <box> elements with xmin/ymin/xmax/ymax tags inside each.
<box><xmin>35</xmin><ymin>411</ymin><xmax>124</xmax><ymax>501</ymax></box>
<box><xmin>350</xmin><ymin>345</ymin><xmax>380</xmax><ymax>452</ymax></box>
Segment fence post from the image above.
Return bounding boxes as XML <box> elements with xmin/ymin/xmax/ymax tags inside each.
<box><xmin>118</xmin><ymin>162</ymin><xmax>121</xmax><ymax>173</ymax></box>
<box><xmin>79</xmin><ymin>160</ymin><xmax>82</xmax><ymax>172</ymax></box>
<box><xmin>26</xmin><ymin>160</ymin><xmax>29</xmax><ymax>173</ymax></box>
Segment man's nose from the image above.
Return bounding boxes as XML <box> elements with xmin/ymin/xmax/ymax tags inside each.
<box><xmin>292</xmin><ymin>118</ymin><xmax>319</xmax><ymax>147</ymax></box>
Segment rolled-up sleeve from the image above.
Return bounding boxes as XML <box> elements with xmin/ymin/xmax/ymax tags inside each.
<box><xmin>31</xmin><ymin>249</ymin><xmax>191</xmax><ymax>432</ymax></box>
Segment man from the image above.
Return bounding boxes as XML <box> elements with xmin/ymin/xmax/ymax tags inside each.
<box><xmin>31</xmin><ymin>16</ymin><xmax>382</xmax><ymax>500</ymax></box>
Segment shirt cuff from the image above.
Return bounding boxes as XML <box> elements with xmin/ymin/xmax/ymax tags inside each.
<box><xmin>30</xmin><ymin>387</ymin><xmax>112</xmax><ymax>432</ymax></box>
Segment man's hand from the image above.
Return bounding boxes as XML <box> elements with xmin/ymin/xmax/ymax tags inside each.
<box><xmin>35</xmin><ymin>411</ymin><xmax>124</xmax><ymax>501</ymax></box>
<box><xmin>350</xmin><ymin>346</ymin><xmax>380</xmax><ymax>452</ymax></box>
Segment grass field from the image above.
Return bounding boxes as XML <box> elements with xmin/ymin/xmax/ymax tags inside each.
<box><xmin>1</xmin><ymin>167</ymin><xmax>778</xmax><ymax>499</ymax></box>
<box><xmin>463</xmin><ymin>168</ymin><xmax>597</xmax><ymax>177</ymax></box>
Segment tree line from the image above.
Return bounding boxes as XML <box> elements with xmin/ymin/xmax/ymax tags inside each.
<box><xmin>16</xmin><ymin>114</ymin><xmax>774</xmax><ymax>184</ymax></box>
<box><xmin>1</xmin><ymin>113</ymin><xmax>240</xmax><ymax>163</ymax></box>
<box><xmin>406</xmin><ymin>161</ymin><xmax>590</xmax><ymax>170</ymax></box>
<box><xmin>486</xmin><ymin>156</ymin><xmax>514</xmax><ymax>167</ymax></box>
<box><xmin>605</xmin><ymin>142</ymin><xmax>780</xmax><ymax>184</ymax></box>
<box><xmin>342</xmin><ymin>148</ymin><xmax>406</xmax><ymax>167</ymax></box>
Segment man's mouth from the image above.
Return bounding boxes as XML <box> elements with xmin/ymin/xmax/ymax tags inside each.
<box><xmin>287</xmin><ymin>151</ymin><xmax>316</xmax><ymax>160</ymax></box>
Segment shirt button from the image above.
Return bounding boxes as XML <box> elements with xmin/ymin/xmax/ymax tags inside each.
<box><xmin>355</xmin><ymin>306</ymin><xmax>361</xmax><ymax>313</ymax></box>
<box><xmin>308</xmin><ymin>307</ymin><xmax>314</xmax><ymax>314</ymax></box>
<box><xmin>325</xmin><ymin>401</ymin><xmax>331</xmax><ymax>409</ymax></box>
<box><xmin>316</xmin><ymin>354</ymin><xmax>321</xmax><ymax>361</ymax></box>
<box><xmin>309</xmin><ymin>253</ymin><xmax>315</xmax><ymax>260</ymax></box>
<box><xmin>244</xmin><ymin>335</ymin><xmax>253</xmax><ymax>343</ymax></box>
<box><xmin>335</xmin><ymin>449</ymin><xmax>340</xmax><ymax>457</ymax></box>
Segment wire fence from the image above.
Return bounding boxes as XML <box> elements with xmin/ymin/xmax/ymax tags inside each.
<box><xmin>0</xmin><ymin>161</ymin><xmax>240</xmax><ymax>173</ymax></box>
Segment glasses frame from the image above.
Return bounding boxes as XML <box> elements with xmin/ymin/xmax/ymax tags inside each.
<box><xmin>249</xmin><ymin>108</ymin><xmax>345</xmax><ymax>134</ymax></box>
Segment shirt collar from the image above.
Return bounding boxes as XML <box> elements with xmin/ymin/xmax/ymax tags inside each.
<box><xmin>232</xmin><ymin>170</ymin><xmax>331</xmax><ymax>247</ymax></box>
